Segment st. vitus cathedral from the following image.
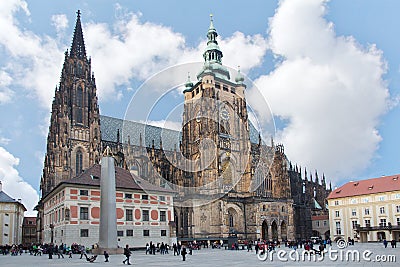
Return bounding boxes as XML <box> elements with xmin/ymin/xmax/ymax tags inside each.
<box><xmin>38</xmin><ymin>11</ymin><xmax>331</xmax><ymax>241</ymax></box>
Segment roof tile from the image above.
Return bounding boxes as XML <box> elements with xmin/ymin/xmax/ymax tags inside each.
<box><xmin>327</xmin><ymin>174</ymin><xmax>400</xmax><ymax>199</ymax></box>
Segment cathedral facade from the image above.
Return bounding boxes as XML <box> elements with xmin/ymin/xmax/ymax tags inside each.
<box><xmin>37</xmin><ymin>11</ymin><xmax>330</xmax><ymax>243</ymax></box>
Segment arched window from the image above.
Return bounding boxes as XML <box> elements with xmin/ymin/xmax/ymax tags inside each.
<box><xmin>76</xmin><ymin>86</ymin><xmax>83</xmax><ymax>123</ymax></box>
<box><xmin>76</xmin><ymin>150</ymin><xmax>83</xmax><ymax>175</ymax></box>
<box><xmin>229</xmin><ymin>213</ymin><xmax>234</xmax><ymax>228</ymax></box>
<box><xmin>77</xmin><ymin>63</ymin><xmax>83</xmax><ymax>76</ymax></box>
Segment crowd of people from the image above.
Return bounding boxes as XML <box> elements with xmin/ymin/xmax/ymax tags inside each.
<box><xmin>0</xmin><ymin>243</ymin><xmax>90</xmax><ymax>259</ymax></box>
<box><xmin>2</xmin><ymin>237</ymin><xmax>399</xmax><ymax>264</ymax></box>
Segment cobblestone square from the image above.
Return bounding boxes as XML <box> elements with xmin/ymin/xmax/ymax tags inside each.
<box><xmin>0</xmin><ymin>243</ymin><xmax>399</xmax><ymax>267</ymax></box>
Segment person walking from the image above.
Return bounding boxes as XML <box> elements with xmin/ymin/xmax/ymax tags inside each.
<box><xmin>48</xmin><ymin>244</ymin><xmax>53</xmax><ymax>259</ymax></box>
<box><xmin>104</xmin><ymin>250</ymin><xmax>109</xmax><ymax>262</ymax></box>
<box><xmin>122</xmin><ymin>244</ymin><xmax>132</xmax><ymax>265</ymax></box>
<box><xmin>79</xmin><ymin>245</ymin><xmax>86</xmax><ymax>259</ymax></box>
<box><xmin>181</xmin><ymin>246</ymin><xmax>187</xmax><ymax>261</ymax></box>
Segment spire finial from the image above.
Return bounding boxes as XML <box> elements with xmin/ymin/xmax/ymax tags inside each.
<box><xmin>103</xmin><ymin>146</ymin><xmax>113</xmax><ymax>157</ymax></box>
<box><xmin>70</xmin><ymin>10</ymin><xmax>87</xmax><ymax>59</ymax></box>
<box><xmin>185</xmin><ymin>72</ymin><xmax>193</xmax><ymax>88</ymax></box>
<box><xmin>235</xmin><ymin>65</ymin><xmax>244</xmax><ymax>83</ymax></box>
<box><xmin>209</xmin><ymin>14</ymin><xmax>215</xmax><ymax>30</ymax></box>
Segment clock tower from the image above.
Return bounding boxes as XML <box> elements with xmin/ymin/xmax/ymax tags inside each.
<box><xmin>181</xmin><ymin>15</ymin><xmax>252</xmax><ymax>194</ymax></box>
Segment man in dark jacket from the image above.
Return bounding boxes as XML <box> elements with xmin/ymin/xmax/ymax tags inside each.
<box><xmin>123</xmin><ymin>244</ymin><xmax>132</xmax><ymax>265</ymax></box>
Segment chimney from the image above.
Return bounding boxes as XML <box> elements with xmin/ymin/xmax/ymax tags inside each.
<box><xmin>0</xmin><ymin>181</ymin><xmax>2</xmax><ymax>191</ymax></box>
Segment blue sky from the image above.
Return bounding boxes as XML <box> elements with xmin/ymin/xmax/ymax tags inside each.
<box><xmin>0</xmin><ymin>0</ymin><xmax>399</xmax><ymax>215</ymax></box>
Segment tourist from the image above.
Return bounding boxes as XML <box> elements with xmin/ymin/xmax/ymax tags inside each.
<box><xmin>48</xmin><ymin>244</ymin><xmax>53</xmax><ymax>259</ymax></box>
<box><xmin>383</xmin><ymin>239</ymin><xmax>388</xmax><ymax>248</ymax></box>
<box><xmin>181</xmin><ymin>246</ymin><xmax>187</xmax><ymax>261</ymax></box>
<box><xmin>79</xmin><ymin>245</ymin><xmax>86</xmax><ymax>259</ymax></box>
<box><xmin>122</xmin><ymin>244</ymin><xmax>132</xmax><ymax>265</ymax></box>
<box><xmin>56</xmin><ymin>244</ymin><xmax>64</xmax><ymax>258</ymax></box>
<box><xmin>104</xmin><ymin>250</ymin><xmax>109</xmax><ymax>262</ymax></box>
<box><xmin>84</xmin><ymin>254</ymin><xmax>97</xmax><ymax>263</ymax></box>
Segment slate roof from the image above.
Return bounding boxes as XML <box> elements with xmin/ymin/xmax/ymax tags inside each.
<box><xmin>100</xmin><ymin>115</ymin><xmax>261</xmax><ymax>150</ymax></box>
<box><xmin>62</xmin><ymin>164</ymin><xmax>175</xmax><ymax>194</ymax></box>
<box><xmin>100</xmin><ymin>115</ymin><xmax>181</xmax><ymax>151</ymax></box>
<box><xmin>0</xmin><ymin>190</ymin><xmax>27</xmax><ymax>211</ymax></box>
<box><xmin>327</xmin><ymin>174</ymin><xmax>400</xmax><ymax>199</ymax></box>
<box><xmin>0</xmin><ymin>191</ymin><xmax>18</xmax><ymax>203</ymax></box>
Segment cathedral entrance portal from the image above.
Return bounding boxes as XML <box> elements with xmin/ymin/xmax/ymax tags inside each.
<box><xmin>262</xmin><ymin>220</ymin><xmax>268</xmax><ymax>240</ymax></box>
<box><xmin>271</xmin><ymin>221</ymin><xmax>278</xmax><ymax>241</ymax></box>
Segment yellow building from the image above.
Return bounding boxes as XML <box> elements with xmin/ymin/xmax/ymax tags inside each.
<box><xmin>327</xmin><ymin>174</ymin><xmax>400</xmax><ymax>242</ymax></box>
<box><xmin>0</xmin><ymin>182</ymin><xmax>27</xmax><ymax>245</ymax></box>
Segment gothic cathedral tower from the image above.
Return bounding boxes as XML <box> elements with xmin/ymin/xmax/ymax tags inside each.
<box><xmin>40</xmin><ymin>11</ymin><xmax>101</xmax><ymax>197</ymax></box>
<box><xmin>181</xmin><ymin>16</ymin><xmax>252</xmax><ymax>194</ymax></box>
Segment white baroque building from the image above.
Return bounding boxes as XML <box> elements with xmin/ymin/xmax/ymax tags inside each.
<box><xmin>327</xmin><ymin>174</ymin><xmax>400</xmax><ymax>242</ymax></box>
<box><xmin>41</xmin><ymin>164</ymin><xmax>175</xmax><ymax>248</ymax></box>
<box><xmin>0</xmin><ymin>182</ymin><xmax>26</xmax><ymax>245</ymax></box>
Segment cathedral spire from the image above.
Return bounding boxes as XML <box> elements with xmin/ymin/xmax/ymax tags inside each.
<box><xmin>70</xmin><ymin>10</ymin><xmax>87</xmax><ymax>59</ymax></box>
<box><xmin>197</xmin><ymin>14</ymin><xmax>230</xmax><ymax>81</ymax></box>
<box><xmin>204</xmin><ymin>14</ymin><xmax>222</xmax><ymax>64</ymax></box>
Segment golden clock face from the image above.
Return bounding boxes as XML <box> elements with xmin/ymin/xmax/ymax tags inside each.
<box><xmin>220</xmin><ymin>108</ymin><xmax>229</xmax><ymax>120</ymax></box>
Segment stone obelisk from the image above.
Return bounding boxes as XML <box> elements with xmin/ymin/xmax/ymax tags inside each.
<box><xmin>93</xmin><ymin>146</ymin><xmax>122</xmax><ymax>254</ymax></box>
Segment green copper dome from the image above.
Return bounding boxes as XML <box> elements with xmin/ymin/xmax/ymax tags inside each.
<box><xmin>197</xmin><ymin>15</ymin><xmax>230</xmax><ymax>81</ymax></box>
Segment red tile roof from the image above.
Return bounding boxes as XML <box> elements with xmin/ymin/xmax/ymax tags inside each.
<box><xmin>62</xmin><ymin>164</ymin><xmax>175</xmax><ymax>194</ymax></box>
<box><xmin>312</xmin><ymin>215</ymin><xmax>329</xmax><ymax>221</ymax></box>
<box><xmin>327</xmin><ymin>174</ymin><xmax>400</xmax><ymax>199</ymax></box>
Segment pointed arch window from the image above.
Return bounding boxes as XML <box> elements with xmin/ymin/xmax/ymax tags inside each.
<box><xmin>77</xmin><ymin>63</ymin><xmax>83</xmax><ymax>76</ymax></box>
<box><xmin>76</xmin><ymin>149</ymin><xmax>83</xmax><ymax>175</ymax></box>
<box><xmin>76</xmin><ymin>86</ymin><xmax>83</xmax><ymax>123</ymax></box>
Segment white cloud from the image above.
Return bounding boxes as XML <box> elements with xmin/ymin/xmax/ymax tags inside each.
<box><xmin>220</xmin><ymin>32</ymin><xmax>268</xmax><ymax>72</ymax></box>
<box><xmin>51</xmin><ymin>14</ymin><xmax>68</xmax><ymax>34</ymax></box>
<box><xmin>0</xmin><ymin>146</ymin><xmax>39</xmax><ymax>216</ymax></box>
<box><xmin>254</xmin><ymin>0</ymin><xmax>389</xmax><ymax>183</ymax></box>
<box><xmin>140</xmin><ymin>120</ymin><xmax>182</xmax><ymax>131</ymax></box>
<box><xmin>0</xmin><ymin>70</ymin><xmax>14</xmax><ymax>104</ymax></box>
<box><xmin>0</xmin><ymin>136</ymin><xmax>11</xmax><ymax>145</ymax></box>
<box><xmin>0</xmin><ymin>0</ymin><xmax>65</xmax><ymax>110</ymax></box>
<box><xmin>84</xmin><ymin>10</ymin><xmax>268</xmax><ymax>101</ymax></box>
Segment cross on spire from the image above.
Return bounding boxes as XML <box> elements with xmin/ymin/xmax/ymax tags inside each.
<box><xmin>70</xmin><ymin>10</ymin><xmax>87</xmax><ymax>59</ymax></box>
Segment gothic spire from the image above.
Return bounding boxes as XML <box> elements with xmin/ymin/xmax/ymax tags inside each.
<box><xmin>70</xmin><ymin>10</ymin><xmax>87</xmax><ymax>59</ymax></box>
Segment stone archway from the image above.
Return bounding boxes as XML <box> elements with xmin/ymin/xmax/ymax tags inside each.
<box><xmin>281</xmin><ymin>221</ymin><xmax>287</xmax><ymax>240</ymax></box>
<box><xmin>262</xmin><ymin>220</ymin><xmax>268</xmax><ymax>240</ymax></box>
<box><xmin>271</xmin><ymin>221</ymin><xmax>278</xmax><ymax>241</ymax></box>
